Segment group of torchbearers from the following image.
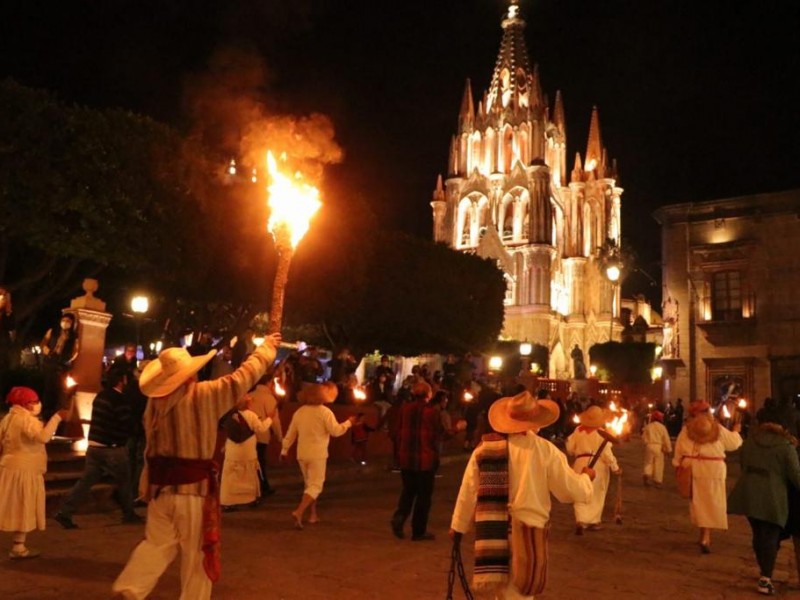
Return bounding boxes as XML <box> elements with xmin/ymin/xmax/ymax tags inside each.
<box><xmin>1</xmin><ymin>321</ymin><xmax>799</xmax><ymax>598</ymax></box>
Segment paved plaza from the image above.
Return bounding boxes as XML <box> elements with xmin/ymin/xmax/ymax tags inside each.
<box><xmin>1</xmin><ymin>439</ymin><xmax>798</xmax><ymax>599</ymax></box>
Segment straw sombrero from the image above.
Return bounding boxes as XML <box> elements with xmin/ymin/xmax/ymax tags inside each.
<box><xmin>488</xmin><ymin>390</ymin><xmax>559</xmax><ymax>434</ymax></box>
<box><xmin>578</xmin><ymin>405</ymin><xmax>612</xmax><ymax>428</ymax></box>
<box><xmin>139</xmin><ymin>347</ymin><xmax>217</xmax><ymax>398</ymax></box>
<box><xmin>298</xmin><ymin>381</ymin><xmax>338</xmax><ymax>405</ymax></box>
<box><xmin>686</xmin><ymin>413</ymin><xmax>720</xmax><ymax>444</ymax></box>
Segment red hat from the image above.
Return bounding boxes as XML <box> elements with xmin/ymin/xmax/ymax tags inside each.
<box><xmin>6</xmin><ymin>386</ymin><xmax>39</xmax><ymax>407</ymax></box>
<box><xmin>651</xmin><ymin>410</ymin><xmax>665</xmax><ymax>422</ymax></box>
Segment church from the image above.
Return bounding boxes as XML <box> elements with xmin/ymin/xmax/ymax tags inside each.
<box><xmin>431</xmin><ymin>0</ymin><xmax>624</xmax><ymax>379</ymax></box>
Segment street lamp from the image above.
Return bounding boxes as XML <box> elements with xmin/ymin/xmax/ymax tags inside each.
<box><xmin>488</xmin><ymin>356</ymin><xmax>503</xmax><ymax>372</ymax></box>
<box><xmin>589</xmin><ymin>364</ymin><xmax>598</xmax><ymax>378</ymax></box>
<box><xmin>519</xmin><ymin>342</ymin><xmax>532</xmax><ymax>375</ymax></box>
<box><xmin>131</xmin><ymin>295</ymin><xmax>149</xmax><ymax>355</ymax></box>
<box><xmin>599</xmin><ymin>238</ymin><xmax>625</xmax><ymax>341</ymax></box>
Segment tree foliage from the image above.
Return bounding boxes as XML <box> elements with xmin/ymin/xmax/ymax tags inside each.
<box><xmin>588</xmin><ymin>341</ymin><xmax>657</xmax><ymax>384</ymax></box>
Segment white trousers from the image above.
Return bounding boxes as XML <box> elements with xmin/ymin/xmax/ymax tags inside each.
<box><xmin>643</xmin><ymin>444</ymin><xmax>665</xmax><ymax>483</ymax></box>
<box><xmin>112</xmin><ymin>493</ymin><xmax>211</xmax><ymax>600</ymax></box>
<box><xmin>298</xmin><ymin>458</ymin><xmax>327</xmax><ymax>499</ymax></box>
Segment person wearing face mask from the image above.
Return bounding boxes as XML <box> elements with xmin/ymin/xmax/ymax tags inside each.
<box><xmin>40</xmin><ymin>313</ymin><xmax>80</xmax><ymax>419</ymax></box>
<box><xmin>0</xmin><ymin>387</ymin><xmax>70</xmax><ymax>559</ymax></box>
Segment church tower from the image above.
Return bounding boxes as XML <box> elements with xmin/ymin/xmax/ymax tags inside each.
<box><xmin>431</xmin><ymin>0</ymin><xmax>624</xmax><ymax>378</ymax></box>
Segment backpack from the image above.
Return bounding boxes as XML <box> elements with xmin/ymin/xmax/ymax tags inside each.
<box><xmin>218</xmin><ymin>408</ymin><xmax>254</xmax><ymax>444</ymax></box>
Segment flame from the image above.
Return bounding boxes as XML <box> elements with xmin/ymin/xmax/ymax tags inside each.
<box><xmin>606</xmin><ymin>411</ymin><xmax>629</xmax><ymax>437</ymax></box>
<box><xmin>572</xmin><ymin>414</ymin><xmax>580</xmax><ymax>424</ymax></box>
<box><xmin>353</xmin><ymin>387</ymin><xmax>367</xmax><ymax>401</ymax></box>
<box><xmin>721</xmin><ymin>404</ymin><xmax>731</xmax><ymax>419</ymax></box>
<box><xmin>737</xmin><ymin>399</ymin><xmax>747</xmax><ymax>410</ymax></box>
<box><xmin>463</xmin><ymin>391</ymin><xmax>474</xmax><ymax>402</ymax></box>
<box><xmin>65</xmin><ymin>376</ymin><xmax>77</xmax><ymax>389</ymax></box>
<box><xmin>267</xmin><ymin>151</ymin><xmax>322</xmax><ymax>248</ymax></box>
<box><xmin>273</xmin><ymin>378</ymin><xmax>286</xmax><ymax>397</ymax></box>
<box><xmin>609</xmin><ymin>401</ymin><xmax>618</xmax><ymax>412</ymax></box>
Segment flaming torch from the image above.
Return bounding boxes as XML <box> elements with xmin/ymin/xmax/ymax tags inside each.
<box><xmin>266</xmin><ymin>151</ymin><xmax>322</xmax><ymax>333</ymax></box>
<box><xmin>273</xmin><ymin>378</ymin><xmax>286</xmax><ymax>398</ymax></box>
<box><xmin>353</xmin><ymin>387</ymin><xmax>367</xmax><ymax>402</ymax></box>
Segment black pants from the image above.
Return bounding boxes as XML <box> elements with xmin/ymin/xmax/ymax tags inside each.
<box><xmin>748</xmin><ymin>517</ymin><xmax>784</xmax><ymax>578</ymax></box>
<box><xmin>256</xmin><ymin>442</ymin><xmax>272</xmax><ymax>493</ymax></box>
<box><xmin>60</xmin><ymin>446</ymin><xmax>135</xmax><ymax>519</ymax></box>
<box><xmin>393</xmin><ymin>469</ymin><xmax>435</xmax><ymax>537</ymax></box>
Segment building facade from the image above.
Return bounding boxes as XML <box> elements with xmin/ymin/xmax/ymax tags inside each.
<box><xmin>654</xmin><ymin>189</ymin><xmax>800</xmax><ymax>410</ymax></box>
<box><xmin>431</xmin><ymin>1</ymin><xmax>624</xmax><ymax>378</ymax></box>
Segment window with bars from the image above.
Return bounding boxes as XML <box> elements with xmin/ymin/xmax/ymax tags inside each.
<box><xmin>711</xmin><ymin>270</ymin><xmax>742</xmax><ymax>321</ymax></box>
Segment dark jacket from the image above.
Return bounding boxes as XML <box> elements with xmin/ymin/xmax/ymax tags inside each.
<box><xmin>728</xmin><ymin>424</ymin><xmax>800</xmax><ymax>527</ymax></box>
<box><xmin>87</xmin><ymin>388</ymin><xmax>132</xmax><ymax>447</ymax></box>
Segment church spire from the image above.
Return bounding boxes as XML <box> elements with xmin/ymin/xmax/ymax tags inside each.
<box><xmin>486</xmin><ymin>0</ymin><xmax>534</xmax><ymax>113</ymax></box>
<box><xmin>553</xmin><ymin>90</ymin><xmax>566</xmax><ymax>134</ymax></box>
<box><xmin>584</xmin><ymin>105</ymin><xmax>603</xmax><ymax>173</ymax></box>
<box><xmin>458</xmin><ymin>78</ymin><xmax>475</xmax><ymax>132</ymax></box>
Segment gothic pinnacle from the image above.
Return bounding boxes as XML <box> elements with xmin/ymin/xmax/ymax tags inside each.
<box><xmin>458</xmin><ymin>78</ymin><xmax>475</xmax><ymax>132</ymax></box>
<box><xmin>585</xmin><ymin>105</ymin><xmax>603</xmax><ymax>173</ymax></box>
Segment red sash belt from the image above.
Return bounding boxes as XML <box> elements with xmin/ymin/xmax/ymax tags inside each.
<box><xmin>148</xmin><ymin>456</ymin><xmax>222</xmax><ymax>583</ymax></box>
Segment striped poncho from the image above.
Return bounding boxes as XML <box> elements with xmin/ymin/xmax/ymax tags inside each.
<box><xmin>473</xmin><ymin>434</ymin><xmax>510</xmax><ymax>591</ymax></box>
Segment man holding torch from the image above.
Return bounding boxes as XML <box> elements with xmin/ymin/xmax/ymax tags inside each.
<box><xmin>112</xmin><ymin>334</ymin><xmax>280</xmax><ymax>600</ymax></box>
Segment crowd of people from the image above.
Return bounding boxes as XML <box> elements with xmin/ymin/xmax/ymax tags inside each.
<box><xmin>1</xmin><ymin>330</ymin><xmax>800</xmax><ymax>599</ymax></box>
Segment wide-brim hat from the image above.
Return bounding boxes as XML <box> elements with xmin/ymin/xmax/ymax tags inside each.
<box><xmin>488</xmin><ymin>390</ymin><xmax>559</xmax><ymax>434</ymax></box>
<box><xmin>298</xmin><ymin>381</ymin><xmax>338</xmax><ymax>405</ymax></box>
<box><xmin>578</xmin><ymin>405</ymin><xmax>612</xmax><ymax>428</ymax></box>
<box><xmin>139</xmin><ymin>347</ymin><xmax>217</xmax><ymax>398</ymax></box>
<box><xmin>686</xmin><ymin>413</ymin><xmax>720</xmax><ymax>444</ymax></box>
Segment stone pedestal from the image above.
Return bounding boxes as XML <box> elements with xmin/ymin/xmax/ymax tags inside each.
<box><xmin>64</xmin><ymin>279</ymin><xmax>112</xmax><ymax>447</ymax></box>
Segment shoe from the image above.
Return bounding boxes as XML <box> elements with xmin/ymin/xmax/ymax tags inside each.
<box><xmin>9</xmin><ymin>547</ymin><xmax>40</xmax><ymax>559</ymax></box>
<box><xmin>411</xmin><ymin>532</ymin><xmax>436</xmax><ymax>542</ymax></box>
<box><xmin>575</xmin><ymin>524</ymin><xmax>584</xmax><ymax>536</ymax></box>
<box><xmin>757</xmin><ymin>577</ymin><xmax>775</xmax><ymax>595</ymax></box>
<box><xmin>54</xmin><ymin>512</ymin><xmax>78</xmax><ymax>530</ymax></box>
<box><xmin>391</xmin><ymin>516</ymin><xmax>405</xmax><ymax>539</ymax></box>
<box><xmin>643</xmin><ymin>475</ymin><xmax>651</xmax><ymax>486</ymax></box>
<box><xmin>700</xmin><ymin>542</ymin><xmax>711</xmax><ymax>554</ymax></box>
<box><xmin>122</xmin><ymin>513</ymin><xmax>144</xmax><ymax>524</ymax></box>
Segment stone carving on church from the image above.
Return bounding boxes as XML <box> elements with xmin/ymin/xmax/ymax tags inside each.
<box><xmin>662</xmin><ymin>291</ymin><xmax>679</xmax><ymax>359</ymax></box>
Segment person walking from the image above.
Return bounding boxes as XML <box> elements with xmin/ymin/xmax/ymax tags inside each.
<box><xmin>219</xmin><ymin>394</ymin><xmax>273</xmax><ymax>511</ymax></box>
<box><xmin>0</xmin><ymin>387</ymin><xmax>69</xmax><ymax>559</ymax></box>
<box><xmin>728</xmin><ymin>408</ymin><xmax>800</xmax><ymax>595</ymax></box>
<box><xmin>55</xmin><ymin>368</ymin><xmax>141</xmax><ymax>529</ymax></box>
<box><xmin>642</xmin><ymin>410</ymin><xmax>672</xmax><ymax>488</ymax></box>
<box><xmin>250</xmin><ymin>374</ymin><xmax>283</xmax><ymax>498</ymax></box>
<box><xmin>391</xmin><ymin>380</ymin><xmax>443</xmax><ymax>541</ymax></box>
<box><xmin>450</xmin><ymin>389</ymin><xmax>595</xmax><ymax>599</ymax></box>
<box><xmin>566</xmin><ymin>405</ymin><xmax>621</xmax><ymax>534</ymax></box>
<box><xmin>280</xmin><ymin>381</ymin><xmax>354</xmax><ymax>529</ymax></box>
<box><xmin>672</xmin><ymin>399</ymin><xmax>742</xmax><ymax>553</ymax></box>
<box><xmin>111</xmin><ymin>333</ymin><xmax>279</xmax><ymax>600</ymax></box>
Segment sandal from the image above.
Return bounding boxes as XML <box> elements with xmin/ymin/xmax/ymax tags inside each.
<box><xmin>9</xmin><ymin>547</ymin><xmax>40</xmax><ymax>559</ymax></box>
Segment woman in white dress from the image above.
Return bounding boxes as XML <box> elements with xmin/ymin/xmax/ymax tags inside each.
<box><xmin>672</xmin><ymin>400</ymin><xmax>742</xmax><ymax>553</ymax></box>
<box><xmin>0</xmin><ymin>387</ymin><xmax>68</xmax><ymax>558</ymax></box>
<box><xmin>220</xmin><ymin>395</ymin><xmax>273</xmax><ymax>510</ymax></box>
<box><xmin>566</xmin><ymin>405</ymin><xmax>621</xmax><ymax>534</ymax></box>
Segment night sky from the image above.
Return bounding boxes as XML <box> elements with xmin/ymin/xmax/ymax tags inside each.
<box><xmin>3</xmin><ymin>0</ymin><xmax>799</xmax><ymax>304</ymax></box>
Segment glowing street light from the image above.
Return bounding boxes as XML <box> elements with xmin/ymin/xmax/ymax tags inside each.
<box><xmin>130</xmin><ymin>295</ymin><xmax>149</xmax><ymax>353</ymax></box>
<box><xmin>589</xmin><ymin>364</ymin><xmax>598</xmax><ymax>378</ymax></box>
<box><xmin>488</xmin><ymin>356</ymin><xmax>503</xmax><ymax>372</ymax></box>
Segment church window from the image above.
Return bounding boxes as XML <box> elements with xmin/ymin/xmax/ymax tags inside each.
<box><xmin>504</xmin><ymin>273</ymin><xmax>515</xmax><ymax>306</ymax></box>
<box><xmin>711</xmin><ymin>271</ymin><xmax>742</xmax><ymax>321</ymax></box>
<box><xmin>501</xmin><ymin>198</ymin><xmax>514</xmax><ymax>242</ymax></box>
<box><xmin>457</xmin><ymin>200</ymin><xmax>473</xmax><ymax>248</ymax></box>
<box><xmin>503</xmin><ymin>127</ymin><xmax>514</xmax><ymax>173</ymax></box>
<box><xmin>501</xmin><ymin>68</ymin><xmax>511</xmax><ymax>107</ymax></box>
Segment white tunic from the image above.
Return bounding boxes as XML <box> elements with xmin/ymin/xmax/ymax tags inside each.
<box><xmin>220</xmin><ymin>410</ymin><xmax>271</xmax><ymax>506</ymax></box>
<box><xmin>281</xmin><ymin>405</ymin><xmax>351</xmax><ymax>462</ymax></box>
<box><xmin>672</xmin><ymin>424</ymin><xmax>742</xmax><ymax>529</ymax></box>
<box><xmin>566</xmin><ymin>428</ymin><xmax>619</xmax><ymax>525</ymax></box>
<box><xmin>249</xmin><ymin>384</ymin><xmax>283</xmax><ymax>445</ymax></box>
<box><xmin>0</xmin><ymin>406</ymin><xmax>62</xmax><ymax>532</ymax></box>
<box><xmin>451</xmin><ymin>431</ymin><xmax>593</xmax><ymax>532</ymax></box>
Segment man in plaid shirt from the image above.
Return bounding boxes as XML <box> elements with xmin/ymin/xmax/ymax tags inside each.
<box><xmin>391</xmin><ymin>380</ymin><xmax>443</xmax><ymax>541</ymax></box>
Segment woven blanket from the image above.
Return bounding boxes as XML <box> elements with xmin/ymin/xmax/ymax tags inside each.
<box><xmin>473</xmin><ymin>434</ymin><xmax>509</xmax><ymax>591</ymax></box>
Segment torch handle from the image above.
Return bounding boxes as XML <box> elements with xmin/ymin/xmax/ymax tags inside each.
<box><xmin>268</xmin><ymin>244</ymin><xmax>294</xmax><ymax>334</ymax></box>
<box><xmin>587</xmin><ymin>439</ymin><xmax>609</xmax><ymax>470</ymax></box>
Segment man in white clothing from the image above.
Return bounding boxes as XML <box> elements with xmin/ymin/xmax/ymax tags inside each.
<box><xmin>450</xmin><ymin>390</ymin><xmax>595</xmax><ymax>600</ymax></box>
<box><xmin>281</xmin><ymin>381</ymin><xmax>355</xmax><ymax>528</ymax></box>
<box><xmin>642</xmin><ymin>410</ymin><xmax>672</xmax><ymax>487</ymax></box>
<box><xmin>111</xmin><ymin>333</ymin><xmax>279</xmax><ymax>600</ymax></box>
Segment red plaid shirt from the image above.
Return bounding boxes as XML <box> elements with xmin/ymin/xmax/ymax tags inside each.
<box><xmin>396</xmin><ymin>399</ymin><xmax>443</xmax><ymax>471</ymax></box>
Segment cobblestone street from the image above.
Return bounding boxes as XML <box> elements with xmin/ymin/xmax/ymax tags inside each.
<box><xmin>1</xmin><ymin>439</ymin><xmax>798</xmax><ymax>599</ymax></box>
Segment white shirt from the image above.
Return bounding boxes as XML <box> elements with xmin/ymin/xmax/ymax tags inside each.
<box><xmin>281</xmin><ymin>404</ymin><xmax>352</xmax><ymax>461</ymax></box>
<box><xmin>642</xmin><ymin>421</ymin><xmax>672</xmax><ymax>453</ymax></box>
<box><xmin>451</xmin><ymin>431</ymin><xmax>593</xmax><ymax>531</ymax></box>
<box><xmin>223</xmin><ymin>409</ymin><xmax>272</xmax><ymax>462</ymax></box>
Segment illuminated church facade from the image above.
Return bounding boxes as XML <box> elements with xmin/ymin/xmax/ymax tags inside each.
<box><xmin>431</xmin><ymin>0</ymin><xmax>623</xmax><ymax>378</ymax></box>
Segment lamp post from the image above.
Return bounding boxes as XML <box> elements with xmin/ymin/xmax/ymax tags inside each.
<box><xmin>519</xmin><ymin>341</ymin><xmax>532</xmax><ymax>375</ymax></box>
<box><xmin>266</xmin><ymin>151</ymin><xmax>322</xmax><ymax>334</ymax></box>
<box><xmin>599</xmin><ymin>238</ymin><xmax>625</xmax><ymax>342</ymax></box>
<box><xmin>130</xmin><ymin>295</ymin><xmax>149</xmax><ymax>355</ymax></box>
